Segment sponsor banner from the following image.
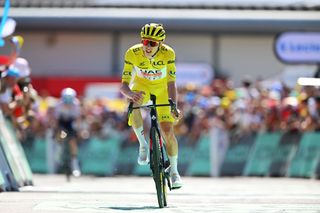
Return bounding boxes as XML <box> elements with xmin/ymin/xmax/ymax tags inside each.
<box><xmin>23</xmin><ymin>138</ymin><xmax>48</xmax><ymax>174</ymax></box>
<box><xmin>78</xmin><ymin>137</ymin><xmax>120</xmax><ymax>176</ymax></box>
<box><xmin>220</xmin><ymin>132</ymin><xmax>256</xmax><ymax>176</ymax></box>
<box><xmin>288</xmin><ymin>132</ymin><xmax>320</xmax><ymax>178</ymax></box>
<box><xmin>269</xmin><ymin>131</ymin><xmax>301</xmax><ymax>177</ymax></box>
<box><xmin>187</xmin><ymin>133</ymin><xmax>211</xmax><ymax>176</ymax></box>
<box><xmin>275</xmin><ymin>32</ymin><xmax>320</xmax><ymax>64</ymax></box>
<box><xmin>244</xmin><ymin>132</ymin><xmax>282</xmax><ymax>176</ymax></box>
<box><xmin>176</xmin><ymin>63</ymin><xmax>214</xmax><ymax>87</ymax></box>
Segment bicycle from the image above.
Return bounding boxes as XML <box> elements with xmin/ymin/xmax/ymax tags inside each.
<box><xmin>56</xmin><ymin>129</ymin><xmax>72</xmax><ymax>182</ymax></box>
<box><xmin>128</xmin><ymin>94</ymin><xmax>175</xmax><ymax>208</ymax></box>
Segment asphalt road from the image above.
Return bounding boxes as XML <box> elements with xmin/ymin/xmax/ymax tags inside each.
<box><xmin>0</xmin><ymin>174</ymin><xmax>319</xmax><ymax>213</ymax></box>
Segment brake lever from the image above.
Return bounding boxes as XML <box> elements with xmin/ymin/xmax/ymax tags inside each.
<box><xmin>168</xmin><ymin>99</ymin><xmax>179</xmax><ymax>117</ymax></box>
<box><xmin>168</xmin><ymin>99</ymin><xmax>175</xmax><ymax>110</ymax></box>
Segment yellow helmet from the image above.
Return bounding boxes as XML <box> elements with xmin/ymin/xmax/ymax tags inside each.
<box><xmin>140</xmin><ymin>23</ymin><xmax>166</xmax><ymax>41</ymax></box>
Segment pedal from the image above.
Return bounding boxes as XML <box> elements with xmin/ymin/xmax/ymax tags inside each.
<box><xmin>164</xmin><ymin>160</ymin><xmax>172</xmax><ymax>190</ymax></box>
<box><xmin>164</xmin><ymin>166</ymin><xmax>171</xmax><ymax>175</ymax></box>
<box><xmin>164</xmin><ymin>171</ymin><xmax>172</xmax><ymax>191</ymax></box>
<box><xmin>171</xmin><ymin>185</ymin><xmax>182</xmax><ymax>190</ymax></box>
<box><xmin>164</xmin><ymin>160</ymin><xmax>171</xmax><ymax>174</ymax></box>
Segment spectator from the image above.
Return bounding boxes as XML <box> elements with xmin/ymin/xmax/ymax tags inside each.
<box><xmin>0</xmin><ymin>67</ymin><xmax>20</xmax><ymax>117</ymax></box>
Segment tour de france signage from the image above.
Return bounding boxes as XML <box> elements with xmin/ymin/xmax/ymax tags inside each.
<box><xmin>274</xmin><ymin>32</ymin><xmax>320</xmax><ymax>64</ymax></box>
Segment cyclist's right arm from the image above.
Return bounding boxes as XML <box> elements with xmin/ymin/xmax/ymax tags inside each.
<box><xmin>120</xmin><ymin>48</ymin><xmax>144</xmax><ymax>104</ymax></box>
<box><xmin>120</xmin><ymin>82</ymin><xmax>144</xmax><ymax>104</ymax></box>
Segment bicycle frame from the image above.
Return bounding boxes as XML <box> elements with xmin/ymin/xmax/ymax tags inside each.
<box><xmin>128</xmin><ymin>94</ymin><xmax>173</xmax><ymax>208</ymax></box>
<box><xmin>127</xmin><ymin>94</ymin><xmax>173</xmax><ymax>159</ymax></box>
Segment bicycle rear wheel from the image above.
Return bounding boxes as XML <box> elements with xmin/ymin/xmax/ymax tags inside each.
<box><xmin>150</xmin><ymin>127</ymin><xmax>167</xmax><ymax>208</ymax></box>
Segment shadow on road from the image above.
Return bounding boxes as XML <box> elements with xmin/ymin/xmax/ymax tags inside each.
<box><xmin>107</xmin><ymin>206</ymin><xmax>160</xmax><ymax>210</ymax></box>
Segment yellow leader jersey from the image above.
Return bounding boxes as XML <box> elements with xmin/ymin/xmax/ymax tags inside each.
<box><xmin>121</xmin><ymin>43</ymin><xmax>176</xmax><ymax>86</ymax></box>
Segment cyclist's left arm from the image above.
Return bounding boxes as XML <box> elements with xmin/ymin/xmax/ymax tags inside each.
<box><xmin>168</xmin><ymin>81</ymin><xmax>181</xmax><ymax>119</ymax></box>
<box><xmin>167</xmin><ymin>52</ymin><xmax>181</xmax><ymax>120</ymax></box>
<box><xmin>167</xmin><ymin>47</ymin><xmax>177</xmax><ymax>103</ymax></box>
<box><xmin>168</xmin><ymin>81</ymin><xmax>177</xmax><ymax>104</ymax></box>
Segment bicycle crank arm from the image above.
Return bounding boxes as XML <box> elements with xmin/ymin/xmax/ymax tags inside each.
<box><xmin>164</xmin><ymin>167</ymin><xmax>172</xmax><ymax>191</ymax></box>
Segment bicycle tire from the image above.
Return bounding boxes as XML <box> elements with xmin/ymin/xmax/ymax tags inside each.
<box><xmin>150</xmin><ymin>127</ymin><xmax>167</xmax><ymax>208</ymax></box>
<box><xmin>163</xmin><ymin>171</ymin><xmax>167</xmax><ymax>207</ymax></box>
<box><xmin>62</xmin><ymin>137</ymin><xmax>72</xmax><ymax>182</ymax></box>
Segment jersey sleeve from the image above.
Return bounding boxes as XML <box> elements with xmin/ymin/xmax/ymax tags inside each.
<box><xmin>167</xmin><ymin>49</ymin><xmax>176</xmax><ymax>83</ymax></box>
<box><xmin>121</xmin><ymin>49</ymin><xmax>134</xmax><ymax>84</ymax></box>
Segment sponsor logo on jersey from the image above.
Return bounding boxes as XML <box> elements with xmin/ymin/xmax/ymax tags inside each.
<box><xmin>169</xmin><ymin>71</ymin><xmax>176</xmax><ymax>76</ymax></box>
<box><xmin>161</xmin><ymin>46</ymin><xmax>168</xmax><ymax>51</ymax></box>
<box><xmin>123</xmin><ymin>71</ymin><xmax>131</xmax><ymax>76</ymax></box>
<box><xmin>125</xmin><ymin>60</ymin><xmax>133</xmax><ymax>65</ymax></box>
<box><xmin>141</xmin><ymin>69</ymin><xmax>162</xmax><ymax>77</ymax></box>
<box><xmin>139</xmin><ymin>61</ymin><xmax>146</xmax><ymax>66</ymax></box>
<box><xmin>153</xmin><ymin>60</ymin><xmax>164</xmax><ymax>66</ymax></box>
<box><xmin>135</xmin><ymin>66</ymin><xmax>167</xmax><ymax>81</ymax></box>
<box><xmin>161</xmin><ymin>115</ymin><xmax>170</xmax><ymax>120</ymax></box>
<box><xmin>133</xmin><ymin>47</ymin><xmax>140</xmax><ymax>53</ymax></box>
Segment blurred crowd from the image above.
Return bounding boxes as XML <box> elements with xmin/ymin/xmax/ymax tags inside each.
<box><xmin>174</xmin><ymin>75</ymin><xmax>320</xmax><ymax>146</ymax></box>
<box><xmin>1</xmin><ymin>20</ymin><xmax>320</xmax><ymax>148</ymax></box>
<box><xmin>3</xmin><ymin>68</ymin><xmax>320</xmax><ymax>149</ymax></box>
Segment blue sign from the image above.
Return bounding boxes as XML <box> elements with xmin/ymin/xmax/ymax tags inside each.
<box><xmin>275</xmin><ymin>32</ymin><xmax>320</xmax><ymax>64</ymax></box>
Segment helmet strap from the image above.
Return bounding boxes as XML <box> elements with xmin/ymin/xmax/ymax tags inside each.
<box><xmin>151</xmin><ymin>43</ymin><xmax>161</xmax><ymax>58</ymax></box>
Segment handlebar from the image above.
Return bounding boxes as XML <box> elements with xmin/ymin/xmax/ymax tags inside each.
<box><xmin>128</xmin><ymin>102</ymin><xmax>171</xmax><ymax>111</ymax></box>
<box><xmin>127</xmin><ymin>94</ymin><xmax>178</xmax><ymax>119</ymax></box>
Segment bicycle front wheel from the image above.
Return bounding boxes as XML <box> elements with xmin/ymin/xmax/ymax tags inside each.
<box><xmin>150</xmin><ymin>127</ymin><xmax>167</xmax><ymax>208</ymax></box>
<box><xmin>62</xmin><ymin>138</ymin><xmax>72</xmax><ymax>182</ymax></box>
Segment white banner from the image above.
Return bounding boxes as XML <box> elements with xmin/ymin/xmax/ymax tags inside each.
<box><xmin>275</xmin><ymin>32</ymin><xmax>320</xmax><ymax>64</ymax></box>
<box><xmin>176</xmin><ymin>63</ymin><xmax>214</xmax><ymax>87</ymax></box>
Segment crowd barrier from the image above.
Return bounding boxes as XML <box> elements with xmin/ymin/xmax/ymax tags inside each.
<box><xmin>220</xmin><ymin>132</ymin><xmax>256</xmax><ymax>176</ymax></box>
<box><xmin>222</xmin><ymin>131</ymin><xmax>320</xmax><ymax>179</ymax></box>
<box><xmin>20</xmin><ymin>127</ymin><xmax>320</xmax><ymax>179</ymax></box>
<box><xmin>0</xmin><ymin>111</ymin><xmax>33</xmax><ymax>192</ymax></box>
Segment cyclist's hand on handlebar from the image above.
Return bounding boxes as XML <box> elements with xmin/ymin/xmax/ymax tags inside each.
<box><xmin>129</xmin><ymin>91</ymin><xmax>145</xmax><ymax>104</ymax></box>
<box><xmin>169</xmin><ymin>100</ymin><xmax>183</xmax><ymax>122</ymax></box>
<box><xmin>171</xmin><ymin>108</ymin><xmax>182</xmax><ymax>122</ymax></box>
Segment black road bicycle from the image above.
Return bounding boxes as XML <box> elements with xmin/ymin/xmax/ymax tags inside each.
<box><xmin>128</xmin><ymin>94</ymin><xmax>175</xmax><ymax>208</ymax></box>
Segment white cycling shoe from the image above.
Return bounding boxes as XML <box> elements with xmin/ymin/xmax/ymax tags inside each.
<box><xmin>71</xmin><ymin>158</ymin><xmax>81</xmax><ymax>177</ymax></box>
<box><xmin>171</xmin><ymin>173</ymin><xmax>183</xmax><ymax>189</ymax></box>
<box><xmin>137</xmin><ymin>146</ymin><xmax>149</xmax><ymax>165</ymax></box>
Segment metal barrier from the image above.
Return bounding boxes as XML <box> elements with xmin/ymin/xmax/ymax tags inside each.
<box><xmin>0</xmin><ymin>110</ymin><xmax>33</xmax><ymax>191</ymax></box>
<box><xmin>21</xmin><ymin>126</ymin><xmax>320</xmax><ymax>179</ymax></box>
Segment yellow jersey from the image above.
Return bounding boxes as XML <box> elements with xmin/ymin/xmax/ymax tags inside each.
<box><xmin>121</xmin><ymin>43</ymin><xmax>176</xmax><ymax>86</ymax></box>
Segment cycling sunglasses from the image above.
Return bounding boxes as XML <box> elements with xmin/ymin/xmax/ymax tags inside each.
<box><xmin>142</xmin><ymin>39</ymin><xmax>159</xmax><ymax>47</ymax></box>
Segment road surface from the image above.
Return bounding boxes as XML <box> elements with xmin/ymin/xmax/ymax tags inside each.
<box><xmin>0</xmin><ymin>174</ymin><xmax>319</xmax><ymax>213</ymax></box>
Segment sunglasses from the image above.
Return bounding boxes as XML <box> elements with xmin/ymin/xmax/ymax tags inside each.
<box><xmin>142</xmin><ymin>39</ymin><xmax>159</xmax><ymax>47</ymax></box>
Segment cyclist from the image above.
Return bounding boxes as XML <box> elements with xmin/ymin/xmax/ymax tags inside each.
<box><xmin>120</xmin><ymin>23</ymin><xmax>182</xmax><ymax>189</ymax></box>
<box><xmin>54</xmin><ymin>87</ymin><xmax>81</xmax><ymax>177</ymax></box>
